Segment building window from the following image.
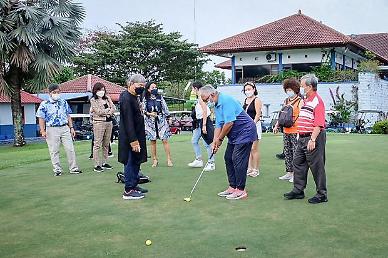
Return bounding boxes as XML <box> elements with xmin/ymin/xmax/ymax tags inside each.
<box><xmin>288</xmin><ymin>55</ymin><xmax>291</xmax><ymax>58</ymax></box>
<box><xmin>305</xmin><ymin>54</ymin><xmax>308</xmax><ymax>58</ymax></box>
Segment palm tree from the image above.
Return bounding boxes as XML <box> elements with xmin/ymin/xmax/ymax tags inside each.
<box><xmin>0</xmin><ymin>0</ymin><xmax>84</xmax><ymax>146</ymax></box>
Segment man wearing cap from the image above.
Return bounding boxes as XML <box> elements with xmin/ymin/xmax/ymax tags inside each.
<box><xmin>36</xmin><ymin>84</ymin><xmax>82</xmax><ymax>176</ymax></box>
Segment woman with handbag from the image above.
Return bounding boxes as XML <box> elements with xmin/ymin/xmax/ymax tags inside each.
<box><xmin>273</xmin><ymin>78</ymin><xmax>303</xmax><ymax>183</ymax></box>
<box><xmin>143</xmin><ymin>81</ymin><xmax>173</xmax><ymax>167</ymax></box>
<box><xmin>90</xmin><ymin>82</ymin><xmax>116</xmax><ymax>172</ymax></box>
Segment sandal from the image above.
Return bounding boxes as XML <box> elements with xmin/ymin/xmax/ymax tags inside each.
<box><xmin>167</xmin><ymin>160</ymin><xmax>173</xmax><ymax>167</ymax></box>
<box><xmin>248</xmin><ymin>169</ymin><xmax>259</xmax><ymax>177</ymax></box>
<box><xmin>152</xmin><ymin>159</ymin><xmax>158</xmax><ymax>168</ymax></box>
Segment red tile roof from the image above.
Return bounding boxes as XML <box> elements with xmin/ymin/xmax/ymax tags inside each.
<box><xmin>59</xmin><ymin>74</ymin><xmax>125</xmax><ymax>94</ymax></box>
<box><xmin>0</xmin><ymin>91</ymin><xmax>42</xmax><ymax>104</ymax></box>
<box><xmin>351</xmin><ymin>33</ymin><xmax>388</xmax><ymax>62</ymax></box>
<box><xmin>201</xmin><ymin>12</ymin><xmax>350</xmax><ymax>54</ymax></box>
<box><xmin>215</xmin><ymin>60</ymin><xmax>232</xmax><ymax>69</ymax></box>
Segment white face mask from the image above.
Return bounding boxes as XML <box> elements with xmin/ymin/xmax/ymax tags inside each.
<box><xmin>51</xmin><ymin>94</ymin><xmax>60</xmax><ymax>101</ymax></box>
<box><xmin>96</xmin><ymin>90</ymin><xmax>105</xmax><ymax>98</ymax></box>
<box><xmin>286</xmin><ymin>91</ymin><xmax>296</xmax><ymax>98</ymax></box>
<box><xmin>245</xmin><ymin>90</ymin><xmax>254</xmax><ymax>97</ymax></box>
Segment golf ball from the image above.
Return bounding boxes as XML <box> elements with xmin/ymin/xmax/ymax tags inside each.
<box><xmin>145</xmin><ymin>240</ymin><xmax>152</xmax><ymax>246</ymax></box>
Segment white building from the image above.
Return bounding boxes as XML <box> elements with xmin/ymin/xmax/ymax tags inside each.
<box><xmin>201</xmin><ymin>11</ymin><xmax>388</xmax><ymax>84</ymax></box>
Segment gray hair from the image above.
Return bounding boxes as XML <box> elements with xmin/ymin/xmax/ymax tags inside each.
<box><xmin>301</xmin><ymin>74</ymin><xmax>318</xmax><ymax>91</ymax></box>
<box><xmin>126</xmin><ymin>74</ymin><xmax>146</xmax><ymax>86</ymax></box>
<box><xmin>198</xmin><ymin>84</ymin><xmax>216</xmax><ymax>97</ymax></box>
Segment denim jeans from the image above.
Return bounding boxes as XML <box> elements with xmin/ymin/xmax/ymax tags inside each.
<box><xmin>124</xmin><ymin>150</ymin><xmax>140</xmax><ymax>191</ymax></box>
<box><xmin>191</xmin><ymin>127</ymin><xmax>214</xmax><ymax>162</ymax></box>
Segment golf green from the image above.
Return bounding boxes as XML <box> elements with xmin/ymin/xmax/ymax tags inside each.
<box><xmin>1</xmin><ymin>133</ymin><xmax>387</xmax><ymax>258</ymax></box>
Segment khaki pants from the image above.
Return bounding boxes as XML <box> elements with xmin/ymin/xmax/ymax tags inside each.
<box><xmin>93</xmin><ymin>121</ymin><xmax>113</xmax><ymax>167</ymax></box>
<box><xmin>46</xmin><ymin>126</ymin><xmax>79</xmax><ymax>173</ymax></box>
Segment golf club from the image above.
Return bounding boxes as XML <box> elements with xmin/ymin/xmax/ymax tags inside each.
<box><xmin>184</xmin><ymin>153</ymin><xmax>214</xmax><ymax>202</ymax></box>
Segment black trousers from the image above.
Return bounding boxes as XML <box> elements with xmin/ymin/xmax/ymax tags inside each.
<box><xmin>224</xmin><ymin>142</ymin><xmax>253</xmax><ymax>190</ymax></box>
<box><xmin>293</xmin><ymin>130</ymin><xmax>327</xmax><ymax>197</ymax></box>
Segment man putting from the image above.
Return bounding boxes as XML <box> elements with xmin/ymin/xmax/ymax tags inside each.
<box><xmin>199</xmin><ymin>85</ymin><xmax>257</xmax><ymax>200</ymax></box>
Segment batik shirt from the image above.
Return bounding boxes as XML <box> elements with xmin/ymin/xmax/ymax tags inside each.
<box><xmin>36</xmin><ymin>98</ymin><xmax>72</xmax><ymax>127</ymax></box>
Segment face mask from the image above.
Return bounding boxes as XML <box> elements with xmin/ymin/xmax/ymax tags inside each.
<box><xmin>96</xmin><ymin>90</ymin><xmax>105</xmax><ymax>98</ymax></box>
<box><xmin>51</xmin><ymin>94</ymin><xmax>60</xmax><ymax>101</ymax></box>
<box><xmin>135</xmin><ymin>87</ymin><xmax>145</xmax><ymax>95</ymax></box>
<box><xmin>245</xmin><ymin>90</ymin><xmax>254</xmax><ymax>97</ymax></box>
<box><xmin>151</xmin><ymin>89</ymin><xmax>158</xmax><ymax>95</ymax></box>
<box><xmin>286</xmin><ymin>91</ymin><xmax>296</xmax><ymax>98</ymax></box>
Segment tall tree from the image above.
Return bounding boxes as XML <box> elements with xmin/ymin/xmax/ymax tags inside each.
<box><xmin>73</xmin><ymin>21</ymin><xmax>207</xmax><ymax>85</ymax></box>
<box><xmin>0</xmin><ymin>0</ymin><xmax>84</xmax><ymax>146</ymax></box>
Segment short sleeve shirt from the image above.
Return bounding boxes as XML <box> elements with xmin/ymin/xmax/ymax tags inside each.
<box><xmin>214</xmin><ymin>93</ymin><xmax>257</xmax><ymax>144</ymax></box>
<box><xmin>36</xmin><ymin>98</ymin><xmax>72</xmax><ymax>127</ymax></box>
<box><xmin>297</xmin><ymin>92</ymin><xmax>325</xmax><ymax>134</ymax></box>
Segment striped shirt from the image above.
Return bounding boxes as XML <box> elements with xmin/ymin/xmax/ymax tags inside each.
<box><xmin>297</xmin><ymin>92</ymin><xmax>325</xmax><ymax>134</ymax></box>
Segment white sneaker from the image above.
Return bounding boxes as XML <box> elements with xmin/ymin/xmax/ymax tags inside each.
<box><xmin>203</xmin><ymin>162</ymin><xmax>215</xmax><ymax>172</ymax></box>
<box><xmin>288</xmin><ymin>176</ymin><xmax>294</xmax><ymax>183</ymax></box>
<box><xmin>248</xmin><ymin>169</ymin><xmax>259</xmax><ymax>177</ymax></box>
<box><xmin>188</xmin><ymin>159</ymin><xmax>203</xmax><ymax>168</ymax></box>
<box><xmin>279</xmin><ymin>173</ymin><xmax>293</xmax><ymax>180</ymax></box>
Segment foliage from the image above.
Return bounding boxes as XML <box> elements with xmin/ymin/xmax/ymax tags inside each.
<box><xmin>52</xmin><ymin>66</ymin><xmax>75</xmax><ymax>84</ymax></box>
<box><xmin>254</xmin><ymin>64</ymin><xmax>358</xmax><ymax>83</ymax></box>
<box><xmin>197</xmin><ymin>70</ymin><xmax>227</xmax><ymax>86</ymax></box>
<box><xmin>329</xmin><ymin>86</ymin><xmax>357</xmax><ymax>124</ymax></box>
<box><xmin>72</xmin><ymin>21</ymin><xmax>207</xmax><ymax>85</ymax></box>
<box><xmin>357</xmin><ymin>51</ymin><xmax>380</xmax><ymax>73</ymax></box>
<box><xmin>0</xmin><ymin>0</ymin><xmax>85</xmax><ymax>146</ymax></box>
<box><xmin>372</xmin><ymin>120</ymin><xmax>388</xmax><ymax>134</ymax></box>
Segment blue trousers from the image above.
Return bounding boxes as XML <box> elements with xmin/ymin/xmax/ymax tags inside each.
<box><xmin>124</xmin><ymin>150</ymin><xmax>140</xmax><ymax>191</ymax></box>
<box><xmin>224</xmin><ymin>142</ymin><xmax>253</xmax><ymax>190</ymax></box>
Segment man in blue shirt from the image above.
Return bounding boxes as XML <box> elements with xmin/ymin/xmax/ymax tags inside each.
<box><xmin>199</xmin><ymin>85</ymin><xmax>257</xmax><ymax>200</ymax></box>
<box><xmin>36</xmin><ymin>84</ymin><xmax>82</xmax><ymax>176</ymax></box>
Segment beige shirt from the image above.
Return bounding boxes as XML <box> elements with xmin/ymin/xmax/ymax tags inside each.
<box><xmin>90</xmin><ymin>96</ymin><xmax>116</xmax><ymax>122</ymax></box>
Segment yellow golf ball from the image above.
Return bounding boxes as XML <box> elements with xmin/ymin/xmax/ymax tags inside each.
<box><xmin>145</xmin><ymin>240</ymin><xmax>152</xmax><ymax>246</ymax></box>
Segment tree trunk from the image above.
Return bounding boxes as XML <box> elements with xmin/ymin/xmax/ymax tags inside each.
<box><xmin>8</xmin><ymin>66</ymin><xmax>26</xmax><ymax>147</ymax></box>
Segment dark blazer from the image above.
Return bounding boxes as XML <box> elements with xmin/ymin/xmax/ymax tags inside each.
<box><xmin>118</xmin><ymin>90</ymin><xmax>147</xmax><ymax>165</ymax></box>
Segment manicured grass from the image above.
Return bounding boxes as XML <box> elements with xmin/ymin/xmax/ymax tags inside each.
<box><xmin>0</xmin><ymin>134</ymin><xmax>388</xmax><ymax>258</ymax></box>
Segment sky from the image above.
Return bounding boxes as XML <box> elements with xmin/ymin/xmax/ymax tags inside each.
<box><xmin>77</xmin><ymin>0</ymin><xmax>388</xmax><ymax>74</ymax></box>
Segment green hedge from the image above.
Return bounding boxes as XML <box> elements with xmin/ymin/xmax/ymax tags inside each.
<box><xmin>372</xmin><ymin>120</ymin><xmax>388</xmax><ymax>134</ymax></box>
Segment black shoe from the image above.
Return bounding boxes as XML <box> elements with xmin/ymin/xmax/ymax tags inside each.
<box><xmin>284</xmin><ymin>191</ymin><xmax>305</xmax><ymax>200</ymax></box>
<box><xmin>102</xmin><ymin>163</ymin><xmax>113</xmax><ymax>170</ymax></box>
<box><xmin>89</xmin><ymin>155</ymin><xmax>93</xmax><ymax>160</ymax></box>
<box><xmin>54</xmin><ymin>171</ymin><xmax>62</xmax><ymax>176</ymax></box>
<box><xmin>70</xmin><ymin>169</ymin><xmax>82</xmax><ymax>174</ymax></box>
<box><xmin>94</xmin><ymin>166</ymin><xmax>104</xmax><ymax>172</ymax></box>
<box><xmin>308</xmin><ymin>195</ymin><xmax>328</xmax><ymax>204</ymax></box>
<box><xmin>134</xmin><ymin>186</ymin><xmax>148</xmax><ymax>193</ymax></box>
<box><xmin>276</xmin><ymin>153</ymin><xmax>285</xmax><ymax>160</ymax></box>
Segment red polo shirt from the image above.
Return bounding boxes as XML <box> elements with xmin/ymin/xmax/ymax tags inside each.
<box><xmin>297</xmin><ymin>92</ymin><xmax>325</xmax><ymax>134</ymax></box>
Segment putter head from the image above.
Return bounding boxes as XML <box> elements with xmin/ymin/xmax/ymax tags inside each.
<box><xmin>183</xmin><ymin>197</ymin><xmax>191</xmax><ymax>202</ymax></box>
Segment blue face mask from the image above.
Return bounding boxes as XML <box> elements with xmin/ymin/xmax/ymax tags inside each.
<box><xmin>286</xmin><ymin>91</ymin><xmax>296</xmax><ymax>98</ymax></box>
<box><xmin>151</xmin><ymin>89</ymin><xmax>158</xmax><ymax>95</ymax></box>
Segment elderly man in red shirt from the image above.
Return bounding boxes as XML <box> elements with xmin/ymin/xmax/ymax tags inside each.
<box><xmin>284</xmin><ymin>74</ymin><xmax>328</xmax><ymax>204</ymax></box>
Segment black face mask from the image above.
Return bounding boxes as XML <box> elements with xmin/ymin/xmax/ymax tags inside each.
<box><xmin>135</xmin><ymin>87</ymin><xmax>144</xmax><ymax>95</ymax></box>
<box><xmin>151</xmin><ymin>89</ymin><xmax>158</xmax><ymax>95</ymax></box>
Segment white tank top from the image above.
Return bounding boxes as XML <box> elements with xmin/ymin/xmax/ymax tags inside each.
<box><xmin>195</xmin><ymin>100</ymin><xmax>210</xmax><ymax>119</ymax></box>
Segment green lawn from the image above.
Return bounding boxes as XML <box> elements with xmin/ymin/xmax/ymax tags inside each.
<box><xmin>0</xmin><ymin>134</ymin><xmax>388</xmax><ymax>258</ymax></box>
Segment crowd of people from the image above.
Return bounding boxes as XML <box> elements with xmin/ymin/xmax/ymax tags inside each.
<box><xmin>36</xmin><ymin>73</ymin><xmax>327</xmax><ymax>204</ymax></box>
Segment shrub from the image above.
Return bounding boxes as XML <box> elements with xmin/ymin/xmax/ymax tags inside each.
<box><xmin>372</xmin><ymin>120</ymin><xmax>388</xmax><ymax>134</ymax></box>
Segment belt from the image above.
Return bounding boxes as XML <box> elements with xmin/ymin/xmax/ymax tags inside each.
<box><xmin>48</xmin><ymin>124</ymin><xmax>68</xmax><ymax>127</ymax></box>
<box><xmin>299</xmin><ymin>133</ymin><xmax>312</xmax><ymax>138</ymax></box>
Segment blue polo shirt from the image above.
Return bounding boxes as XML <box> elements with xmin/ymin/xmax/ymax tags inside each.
<box><xmin>36</xmin><ymin>98</ymin><xmax>72</xmax><ymax>127</ymax></box>
<box><xmin>214</xmin><ymin>92</ymin><xmax>257</xmax><ymax>144</ymax></box>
